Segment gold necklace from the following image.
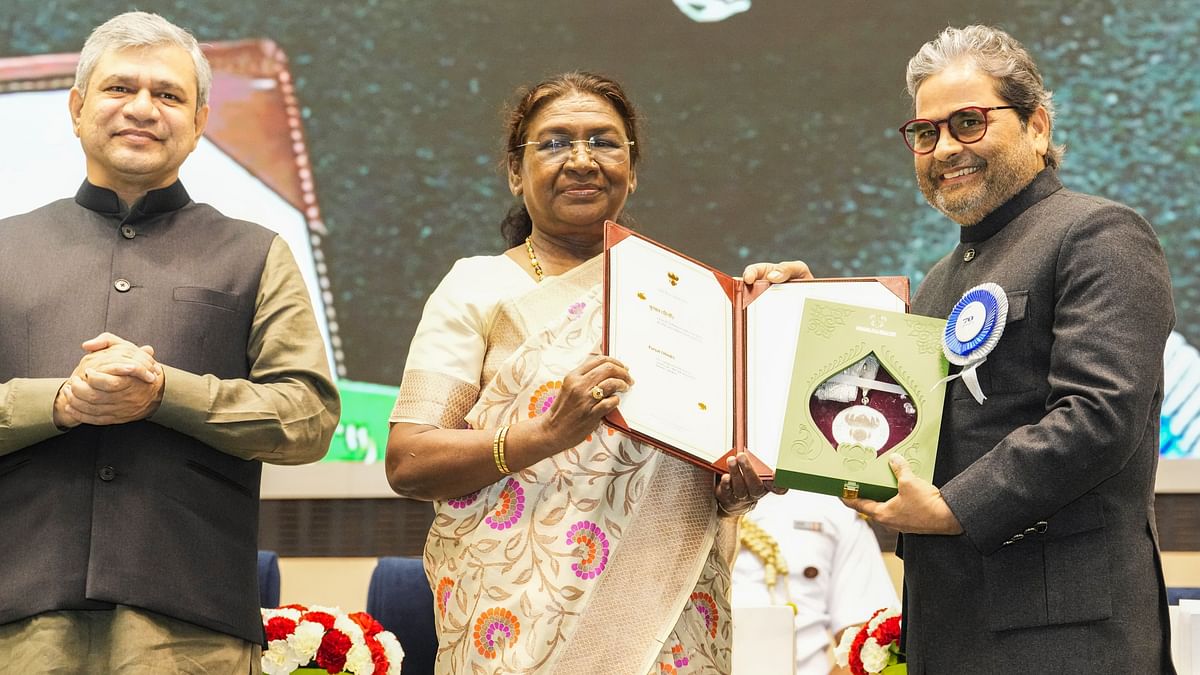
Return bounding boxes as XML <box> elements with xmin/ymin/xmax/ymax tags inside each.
<box><xmin>739</xmin><ymin>516</ymin><xmax>792</xmax><ymax>605</ymax></box>
<box><xmin>524</xmin><ymin>236</ymin><xmax>545</xmax><ymax>282</ymax></box>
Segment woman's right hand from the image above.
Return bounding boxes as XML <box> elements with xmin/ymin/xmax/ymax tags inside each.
<box><xmin>387</xmin><ymin>354</ymin><xmax>632</xmax><ymax>500</ymax></box>
<box><xmin>533</xmin><ymin>354</ymin><xmax>632</xmax><ymax>450</ymax></box>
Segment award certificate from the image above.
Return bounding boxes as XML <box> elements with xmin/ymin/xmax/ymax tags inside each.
<box><xmin>603</xmin><ymin>221</ymin><xmax>912</xmax><ymax>476</ymax></box>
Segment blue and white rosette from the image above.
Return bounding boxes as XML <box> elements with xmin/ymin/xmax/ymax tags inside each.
<box><xmin>939</xmin><ymin>282</ymin><xmax>1007</xmax><ymax>404</ymax></box>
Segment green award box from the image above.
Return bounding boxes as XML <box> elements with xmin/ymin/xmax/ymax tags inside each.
<box><xmin>773</xmin><ymin>298</ymin><xmax>949</xmax><ymax>500</ymax></box>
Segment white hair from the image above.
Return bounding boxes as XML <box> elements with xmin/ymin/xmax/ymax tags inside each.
<box><xmin>74</xmin><ymin>11</ymin><xmax>212</xmax><ymax>110</ymax></box>
<box><xmin>906</xmin><ymin>25</ymin><xmax>1063</xmax><ymax>169</ymax></box>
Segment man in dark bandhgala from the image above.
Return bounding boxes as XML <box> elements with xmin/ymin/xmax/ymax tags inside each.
<box><xmin>836</xmin><ymin>25</ymin><xmax>1176</xmax><ymax>673</ymax></box>
<box><xmin>0</xmin><ymin>11</ymin><xmax>339</xmax><ymax>673</ymax></box>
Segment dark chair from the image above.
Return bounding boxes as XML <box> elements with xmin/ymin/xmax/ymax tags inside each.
<box><xmin>366</xmin><ymin>557</ymin><xmax>438</xmax><ymax>675</ymax></box>
<box><xmin>257</xmin><ymin>550</ymin><xmax>281</xmax><ymax>608</ymax></box>
<box><xmin>1168</xmin><ymin>586</ymin><xmax>1200</xmax><ymax>605</ymax></box>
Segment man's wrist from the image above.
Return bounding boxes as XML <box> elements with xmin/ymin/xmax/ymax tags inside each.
<box><xmin>145</xmin><ymin>367</ymin><xmax>166</xmax><ymax>418</ymax></box>
<box><xmin>718</xmin><ymin>500</ymin><xmax>755</xmax><ymax>518</ymax></box>
<box><xmin>51</xmin><ymin>383</ymin><xmax>78</xmax><ymax>431</ymax></box>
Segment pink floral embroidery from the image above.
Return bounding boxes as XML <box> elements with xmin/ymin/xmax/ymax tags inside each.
<box><xmin>485</xmin><ymin>478</ymin><xmax>525</xmax><ymax>530</ymax></box>
<box><xmin>690</xmin><ymin>592</ymin><xmax>719</xmax><ymax>638</ymax></box>
<box><xmin>565</xmin><ymin>520</ymin><xmax>610</xmax><ymax>580</ymax></box>
<box><xmin>448</xmin><ymin>490</ymin><xmax>480</xmax><ymax>509</ymax></box>
<box><xmin>567</xmin><ymin>301</ymin><xmax>586</xmax><ymax>320</ymax></box>
<box><xmin>672</xmin><ymin>642</ymin><xmax>690</xmax><ymax>668</ymax></box>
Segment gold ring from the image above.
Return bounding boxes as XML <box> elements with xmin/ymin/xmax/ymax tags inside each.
<box><xmin>590</xmin><ymin>386</ymin><xmax>605</xmax><ymax>401</ymax></box>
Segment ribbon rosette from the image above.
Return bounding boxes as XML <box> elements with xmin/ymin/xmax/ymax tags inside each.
<box><xmin>939</xmin><ymin>282</ymin><xmax>1007</xmax><ymax>404</ymax></box>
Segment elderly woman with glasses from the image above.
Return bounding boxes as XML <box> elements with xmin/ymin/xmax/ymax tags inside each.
<box><xmin>385</xmin><ymin>72</ymin><xmax>803</xmax><ymax>674</ymax></box>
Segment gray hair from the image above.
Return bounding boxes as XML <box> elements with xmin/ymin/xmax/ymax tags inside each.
<box><xmin>74</xmin><ymin>11</ymin><xmax>212</xmax><ymax>110</ymax></box>
<box><xmin>905</xmin><ymin>25</ymin><xmax>1063</xmax><ymax>169</ymax></box>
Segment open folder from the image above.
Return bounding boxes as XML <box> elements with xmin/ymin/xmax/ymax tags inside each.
<box><xmin>602</xmin><ymin>221</ymin><xmax>940</xmax><ymax>489</ymax></box>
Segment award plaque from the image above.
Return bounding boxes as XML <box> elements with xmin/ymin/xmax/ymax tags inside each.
<box><xmin>773</xmin><ymin>299</ymin><xmax>949</xmax><ymax>499</ymax></box>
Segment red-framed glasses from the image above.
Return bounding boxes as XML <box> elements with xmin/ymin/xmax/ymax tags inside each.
<box><xmin>899</xmin><ymin>105</ymin><xmax>1017</xmax><ymax>155</ymax></box>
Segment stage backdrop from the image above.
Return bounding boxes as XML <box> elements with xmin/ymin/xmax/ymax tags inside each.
<box><xmin>1</xmin><ymin>0</ymin><xmax>1197</xmax><ymax>497</ymax></box>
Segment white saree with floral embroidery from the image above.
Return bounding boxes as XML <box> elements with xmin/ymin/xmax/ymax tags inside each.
<box><xmin>392</xmin><ymin>253</ymin><xmax>735</xmax><ymax>674</ymax></box>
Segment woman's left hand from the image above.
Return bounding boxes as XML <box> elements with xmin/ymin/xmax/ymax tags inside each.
<box><xmin>715</xmin><ymin>452</ymin><xmax>786</xmax><ymax>516</ymax></box>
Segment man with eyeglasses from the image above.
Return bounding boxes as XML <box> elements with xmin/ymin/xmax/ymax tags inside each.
<box><xmin>837</xmin><ymin>25</ymin><xmax>1175</xmax><ymax>673</ymax></box>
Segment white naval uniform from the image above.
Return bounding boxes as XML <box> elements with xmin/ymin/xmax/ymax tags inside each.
<box><xmin>732</xmin><ymin>491</ymin><xmax>898</xmax><ymax>675</ymax></box>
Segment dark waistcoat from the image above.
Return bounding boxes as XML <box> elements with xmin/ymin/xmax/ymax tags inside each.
<box><xmin>0</xmin><ymin>182</ymin><xmax>275</xmax><ymax>643</ymax></box>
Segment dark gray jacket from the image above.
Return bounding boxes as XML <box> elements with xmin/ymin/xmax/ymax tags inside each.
<box><xmin>0</xmin><ymin>181</ymin><xmax>276</xmax><ymax>643</ymax></box>
<box><xmin>904</xmin><ymin>170</ymin><xmax>1176</xmax><ymax>674</ymax></box>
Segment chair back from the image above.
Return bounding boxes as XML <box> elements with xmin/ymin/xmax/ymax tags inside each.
<box><xmin>257</xmin><ymin>550</ymin><xmax>281</xmax><ymax>608</ymax></box>
<box><xmin>367</xmin><ymin>556</ymin><xmax>438</xmax><ymax>675</ymax></box>
<box><xmin>1169</xmin><ymin>587</ymin><xmax>1200</xmax><ymax>605</ymax></box>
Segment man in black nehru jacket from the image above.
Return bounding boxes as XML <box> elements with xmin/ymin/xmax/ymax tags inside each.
<box><xmin>0</xmin><ymin>11</ymin><xmax>339</xmax><ymax>673</ymax></box>
<box><xmin>842</xmin><ymin>25</ymin><xmax>1176</xmax><ymax>674</ymax></box>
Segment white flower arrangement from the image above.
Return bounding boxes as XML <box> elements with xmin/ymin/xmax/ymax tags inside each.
<box><xmin>261</xmin><ymin>604</ymin><xmax>404</xmax><ymax>675</ymax></box>
<box><xmin>834</xmin><ymin>606</ymin><xmax>905</xmax><ymax>675</ymax></box>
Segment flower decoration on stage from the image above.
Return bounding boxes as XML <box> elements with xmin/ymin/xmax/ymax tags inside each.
<box><xmin>261</xmin><ymin>604</ymin><xmax>404</xmax><ymax>675</ymax></box>
<box><xmin>834</xmin><ymin>607</ymin><xmax>905</xmax><ymax>675</ymax></box>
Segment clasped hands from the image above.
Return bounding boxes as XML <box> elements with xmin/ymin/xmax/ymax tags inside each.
<box><xmin>52</xmin><ymin>332</ymin><xmax>165</xmax><ymax>429</ymax></box>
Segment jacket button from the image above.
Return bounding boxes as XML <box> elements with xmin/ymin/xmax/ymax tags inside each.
<box><xmin>120</xmin><ymin>225</ymin><xmax>136</xmax><ymax>239</ymax></box>
<box><xmin>113</xmin><ymin>278</ymin><xmax>131</xmax><ymax>292</ymax></box>
<box><xmin>98</xmin><ymin>465</ymin><xmax>116</xmax><ymax>481</ymax></box>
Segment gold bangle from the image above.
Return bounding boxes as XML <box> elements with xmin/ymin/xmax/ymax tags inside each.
<box><xmin>499</xmin><ymin>425</ymin><xmax>511</xmax><ymax>474</ymax></box>
<box><xmin>492</xmin><ymin>425</ymin><xmax>512</xmax><ymax>475</ymax></box>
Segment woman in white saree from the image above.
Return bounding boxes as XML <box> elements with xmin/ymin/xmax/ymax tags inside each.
<box><xmin>385</xmin><ymin>72</ymin><xmax>805</xmax><ymax>675</ymax></box>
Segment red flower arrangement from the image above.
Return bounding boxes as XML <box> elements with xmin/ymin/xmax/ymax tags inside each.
<box><xmin>834</xmin><ymin>607</ymin><xmax>905</xmax><ymax>675</ymax></box>
<box><xmin>261</xmin><ymin>604</ymin><xmax>404</xmax><ymax>675</ymax></box>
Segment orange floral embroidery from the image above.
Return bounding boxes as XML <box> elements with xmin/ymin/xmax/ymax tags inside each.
<box><xmin>528</xmin><ymin>380</ymin><xmax>562</xmax><ymax>417</ymax></box>
<box><xmin>586</xmin><ymin>427</ymin><xmax>617</xmax><ymax>442</ymax></box>
<box><xmin>671</xmin><ymin>642</ymin><xmax>690</xmax><ymax>668</ymax></box>
<box><xmin>473</xmin><ymin>607</ymin><xmax>520</xmax><ymax>658</ymax></box>
<box><xmin>691</xmin><ymin>591</ymin><xmax>719</xmax><ymax>638</ymax></box>
<box><xmin>435</xmin><ymin>577</ymin><xmax>454</xmax><ymax>616</ymax></box>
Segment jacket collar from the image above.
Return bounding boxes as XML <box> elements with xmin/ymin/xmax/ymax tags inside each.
<box><xmin>960</xmin><ymin>168</ymin><xmax>1062</xmax><ymax>243</ymax></box>
<box><xmin>74</xmin><ymin>179</ymin><xmax>192</xmax><ymax>220</ymax></box>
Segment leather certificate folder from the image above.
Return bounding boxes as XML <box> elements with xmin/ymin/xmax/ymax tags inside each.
<box><xmin>601</xmin><ymin>220</ymin><xmax>909</xmax><ymax>477</ymax></box>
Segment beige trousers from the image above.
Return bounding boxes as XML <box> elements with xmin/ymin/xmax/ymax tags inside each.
<box><xmin>0</xmin><ymin>606</ymin><xmax>261</xmax><ymax>674</ymax></box>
